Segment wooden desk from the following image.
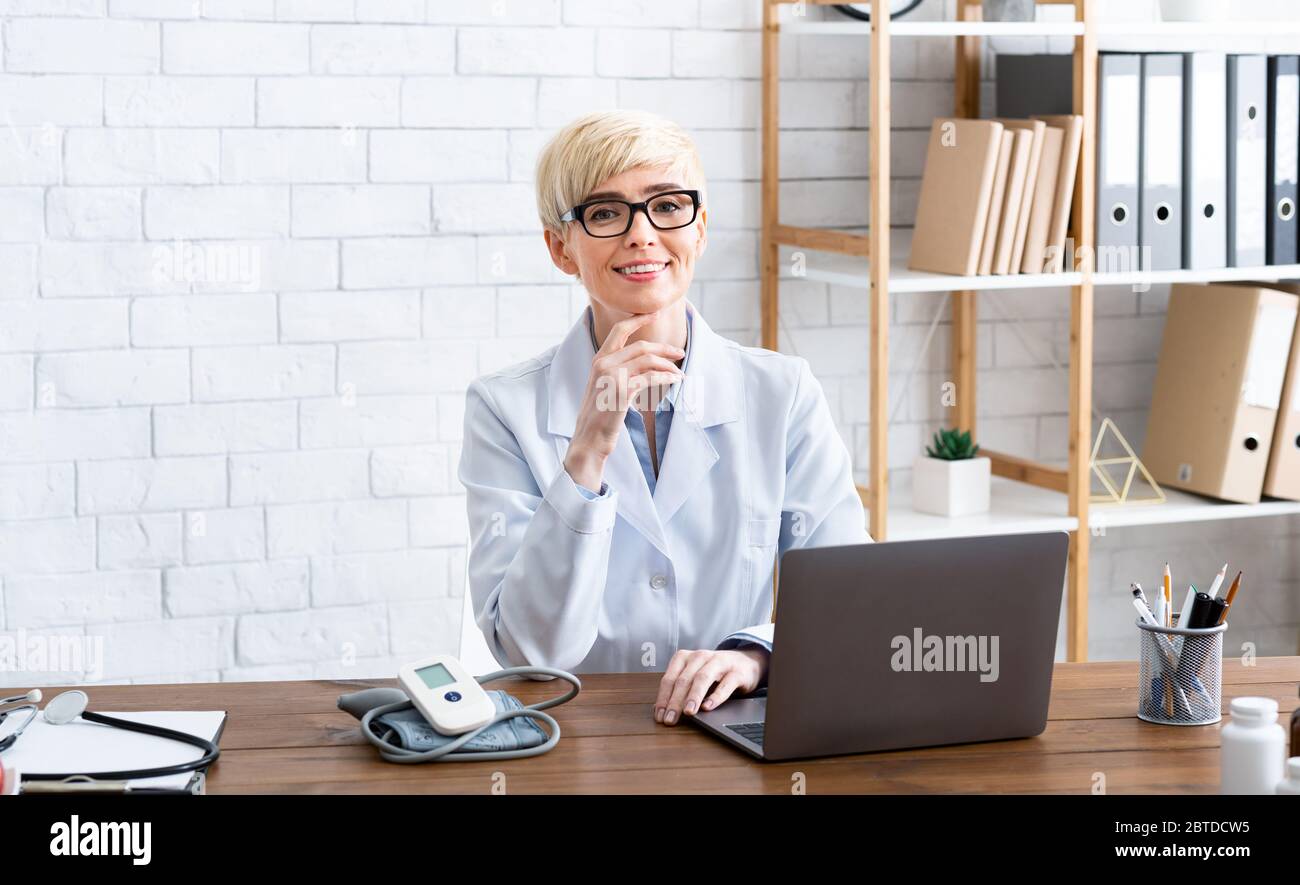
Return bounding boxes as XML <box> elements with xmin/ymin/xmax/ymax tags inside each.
<box><xmin>44</xmin><ymin>657</ymin><xmax>1300</xmax><ymax>794</ymax></box>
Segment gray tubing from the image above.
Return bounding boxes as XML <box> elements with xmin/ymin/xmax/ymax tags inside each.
<box><xmin>359</xmin><ymin>666</ymin><xmax>580</xmax><ymax>763</ymax></box>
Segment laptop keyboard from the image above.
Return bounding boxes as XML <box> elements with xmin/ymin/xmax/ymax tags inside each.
<box><xmin>724</xmin><ymin>722</ymin><xmax>765</xmax><ymax>746</ymax></box>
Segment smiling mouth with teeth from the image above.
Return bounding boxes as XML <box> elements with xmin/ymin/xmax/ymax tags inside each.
<box><xmin>615</xmin><ymin>261</ymin><xmax>670</xmax><ymax>275</ymax></box>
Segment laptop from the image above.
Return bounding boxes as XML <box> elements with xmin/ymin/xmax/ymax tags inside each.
<box><xmin>691</xmin><ymin>531</ymin><xmax>1069</xmax><ymax>761</ymax></box>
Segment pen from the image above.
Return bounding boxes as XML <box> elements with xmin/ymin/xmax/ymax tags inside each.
<box><xmin>1208</xmin><ymin>596</ymin><xmax>1229</xmax><ymax>626</ymax></box>
<box><xmin>1207</xmin><ymin>563</ymin><xmax>1228</xmax><ymax>599</ymax></box>
<box><xmin>1128</xmin><ymin>582</ymin><xmax>1159</xmax><ymax>623</ymax></box>
<box><xmin>1147</xmin><ymin>577</ymin><xmax>1178</xmax><ymax>717</ymax></box>
<box><xmin>1130</xmin><ymin>588</ymin><xmax>1193</xmax><ymax>719</ymax></box>
<box><xmin>1186</xmin><ymin>591</ymin><xmax>1214</xmax><ymax>629</ymax></box>
<box><xmin>1170</xmin><ymin>561</ymin><xmax>1180</xmax><ymax>623</ymax></box>
<box><xmin>1132</xmin><ymin>591</ymin><xmax>1160</xmax><ymax>627</ymax></box>
<box><xmin>1132</xmin><ymin>589</ymin><xmax>1178</xmax><ymax>652</ymax></box>
<box><xmin>1177</xmin><ymin>583</ymin><xmax>1197</xmax><ymax>628</ymax></box>
<box><xmin>1136</xmin><ymin>597</ymin><xmax>1185</xmax><ymax>670</ymax></box>
<box><xmin>19</xmin><ymin>780</ymin><xmax>189</xmax><ymax>794</ymax></box>
<box><xmin>1175</xmin><ymin>591</ymin><xmax>1221</xmax><ymax>714</ymax></box>
<box><xmin>1133</xmin><ymin>581</ymin><xmax>1151</xmax><ymax>610</ymax></box>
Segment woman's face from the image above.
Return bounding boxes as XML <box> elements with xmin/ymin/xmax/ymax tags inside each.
<box><xmin>544</xmin><ymin>165</ymin><xmax>707</xmax><ymax>317</ymax></box>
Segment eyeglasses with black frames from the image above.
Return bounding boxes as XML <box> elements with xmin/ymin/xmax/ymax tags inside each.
<box><xmin>560</xmin><ymin>189</ymin><xmax>702</xmax><ymax>238</ymax></box>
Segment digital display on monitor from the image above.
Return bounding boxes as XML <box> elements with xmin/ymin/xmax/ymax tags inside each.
<box><xmin>416</xmin><ymin>663</ymin><xmax>456</xmax><ymax>690</ymax></box>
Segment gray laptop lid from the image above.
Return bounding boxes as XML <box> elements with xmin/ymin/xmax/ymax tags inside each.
<box><xmin>761</xmin><ymin>531</ymin><xmax>1068</xmax><ymax>761</ymax></box>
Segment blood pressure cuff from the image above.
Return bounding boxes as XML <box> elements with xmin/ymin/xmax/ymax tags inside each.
<box><xmin>363</xmin><ymin>689</ymin><xmax>547</xmax><ymax>753</ymax></box>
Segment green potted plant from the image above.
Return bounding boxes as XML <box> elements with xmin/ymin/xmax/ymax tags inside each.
<box><xmin>913</xmin><ymin>428</ymin><xmax>991</xmax><ymax>517</ymax></box>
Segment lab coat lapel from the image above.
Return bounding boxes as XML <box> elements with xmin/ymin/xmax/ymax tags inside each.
<box><xmin>651</xmin><ymin>402</ymin><xmax>718</xmax><ymax>528</ymax></box>
<box><xmin>547</xmin><ymin>308</ymin><xmax>670</xmax><ymax>558</ymax></box>
<box><xmin>604</xmin><ymin>422</ymin><xmax>670</xmax><ymax>556</ymax></box>
<box><xmin>652</xmin><ymin>305</ymin><xmax>741</xmax><ymax>527</ymax></box>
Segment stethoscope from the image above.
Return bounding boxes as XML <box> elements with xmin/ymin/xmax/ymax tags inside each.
<box><xmin>0</xmin><ymin>689</ymin><xmax>220</xmax><ymax>792</ymax></box>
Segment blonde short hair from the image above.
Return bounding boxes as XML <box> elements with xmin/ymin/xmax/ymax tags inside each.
<box><xmin>534</xmin><ymin>109</ymin><xmax>707</xmax><ymax>235</ymax></box>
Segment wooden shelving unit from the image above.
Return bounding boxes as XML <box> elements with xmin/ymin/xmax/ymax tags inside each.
<box><xmin>759</xmin><ymin>0</ymin><xmax>1300</xmax><ymax>661</ymax></box>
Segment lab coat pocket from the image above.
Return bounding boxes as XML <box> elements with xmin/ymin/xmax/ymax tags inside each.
<box><xmin>744</xmin><ymin>517</ymin><xmax>782</xmax><ymax>619</ymax></box>
<box><xmin>747</xmin><ymin>517</ymin><xmax>781</xmax><ymax>547</ymax></box>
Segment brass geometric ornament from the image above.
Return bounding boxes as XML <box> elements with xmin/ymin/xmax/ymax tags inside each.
<box><xmin>1089</xmin><ymin>416</ymin><xmax>1166</xmax><ymax>505</ymax></box>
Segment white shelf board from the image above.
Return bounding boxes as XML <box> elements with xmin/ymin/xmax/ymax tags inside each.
<box><xmin>883</xmin><ymin>477</ymin><xmax>1077</xmax><ymax>542</ymax></box>
<box><xmin>1095</xmin><ymin>20</ymin><xmax>1300</xmax><ymax>37</ymax></box>
<box><xmin>1092</xmin><ymin>264</ymin><xmax>1300</xmax><ymax>288</ymax></box>
<box><xmin>778</xmin><ymin>18</ymin><xmax>1300</xmax><ymax>39</ymax></box>
<box><xmin>876</xmin><ymin>478</ymin><xmax>1300</xmax><ymax>542</ymax></box>
<box><xmin>777</xmin><ymin>241</ymin><xmax>1082</xmax><ymax>294</ymax></box>
<box><xmin>1091</xmin><ymin>488</ymin><xmax>1300</xmax><ymax>529</ymax></box>
<box><xmin>777</xmin><ymin>240</ymin><xmax>1300</xmax><ymax>293</ymax></box>
<box><xmin>779</xmin><ymin>20</ymin><xmax>1086</xmax><ymax>37</ymax></box>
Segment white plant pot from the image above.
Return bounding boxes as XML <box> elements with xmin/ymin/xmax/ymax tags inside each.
<box><xmin>1158</xmin><ymin>0</ymin><xmax>1228</xmax><ymax>22</ymax></box>
<box><xmin>912</xmin><ymin>456</ymin><xmax>991</xmax><ymax>517</ymax></box>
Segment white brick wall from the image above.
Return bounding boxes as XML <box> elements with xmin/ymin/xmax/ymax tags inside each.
<box><xmin>2</xmin><ymin>0</ymin><xmax>1298</xmax><ymax>687</ymax></box>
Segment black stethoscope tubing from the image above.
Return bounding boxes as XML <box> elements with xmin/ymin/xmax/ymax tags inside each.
<box><xmin>6</xmin><ymin>709</ymin><xmax>220</xmax><ymax>783</ymax></box>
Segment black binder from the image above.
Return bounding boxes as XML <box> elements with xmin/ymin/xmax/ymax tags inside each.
<box><xmin>1267</xmin><ymin>55</ymin><xmax>1299</xmax><ymax>265</ymax></box>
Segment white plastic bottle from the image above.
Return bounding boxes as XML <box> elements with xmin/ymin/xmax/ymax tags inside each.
<box><xmin>1221</xmin><ymin>697</ymin><xmax>1287</xmax><ymax>794</ymax></box>
<box><xmin>1277</xmin><ymin>758</ymin><xmax>1300</xmax><ymax>795</ymax></box>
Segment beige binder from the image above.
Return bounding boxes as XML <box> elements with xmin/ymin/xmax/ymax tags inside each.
<box><xmin>1033</xmin><ymin>114</ymin><xmax>1084</xmax><ymax>273</ymax></box>
<box><xmin>908</xmin><ymin>118</ymin><xmax>1005</xmax><ymax>276</ymax></box>
<box><xmin>1019</xmin><ymin>125</ymin><xmax>1064</xmax><ymax>274</ymax></box>
<box><xmin>993</xmin><ymin>129</ymin><xmax>1032</xmax><ymax>275</ymax></box>
<box><xmin>1241</xmin><ymin>282</ymin><xmax>1300</xmax><ymax>499</ymax></box>
<box><xmin>978</xmin><ymin>131</ymin><xmax>1014</xmax><ymax>275</ymax></box>
<box><xmin>996</xmin><ymin>118</ymin><xmax>1046</xmax><ymax>272</ymax></box>
<box><xmin>1143</xmin><ymin>283</ymin><xmax>1299</xmax><ymax>503</ymax></box>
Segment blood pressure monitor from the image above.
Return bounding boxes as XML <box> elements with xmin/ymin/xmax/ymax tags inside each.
<box><xmin>397</xmin><ymin>654</ymin><xmax>497</xmax><ymax>736</ymax></box>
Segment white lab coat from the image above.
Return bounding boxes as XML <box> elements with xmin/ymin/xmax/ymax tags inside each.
<box><xmin>457</xmin><ymin>300</ymin><xmax>871</xmax><ymax>674</ymax></box>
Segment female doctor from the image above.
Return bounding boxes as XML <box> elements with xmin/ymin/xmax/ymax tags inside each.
<box><xmin>458</xmin><ymin>109</ymin><xmax>871</xmax><ymax>729</ymax></box>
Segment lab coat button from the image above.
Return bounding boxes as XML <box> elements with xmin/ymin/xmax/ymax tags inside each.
<box><xmin>650</xmin><ymin>574</ymin><xmax>668</xmax><ymax>591</ymax></box>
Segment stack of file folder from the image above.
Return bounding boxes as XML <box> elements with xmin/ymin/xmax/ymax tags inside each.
<box><xmin>1143</xmin><ymin>282</ymin><xmax>1300</xmax><ymax>504</ymax></box>
<box><xmin>1097</xmin><ymin>51</ymin><xmax>1299</xmax><ymax>273</ymax></box>
<box><xmin>909</xmin><ymin>114</ymin><xmax>1083</xmax><ymax>277</ymax></box>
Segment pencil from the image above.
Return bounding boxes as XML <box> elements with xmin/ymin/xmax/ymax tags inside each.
<box><xmin>1218</xmin><ymin>571</ymin><xmax>1243</xmax><ymax>624</ymax></box>
<box><xmin>1207</xmin><ymin>563</ymin><xmax>1228</xmax><ymax>599</ymax></box>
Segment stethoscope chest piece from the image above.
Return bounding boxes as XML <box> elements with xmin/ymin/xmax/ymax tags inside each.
<box><xmin>43</xmin><ymin>690</ymin><xmax>88</xmax><ymax>725</ymax></box>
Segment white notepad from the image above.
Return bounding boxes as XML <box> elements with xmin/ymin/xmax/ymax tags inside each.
<box><xmin>0</xmin><ymin>709</ymin><xmax>227</xmax><ymax>792</ymax></box>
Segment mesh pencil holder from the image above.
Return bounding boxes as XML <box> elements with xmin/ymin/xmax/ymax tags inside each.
<box><xmin>1136</xmin><ymin>617</ymin><xmax>1226</xmax><ymax>726</ymax></box>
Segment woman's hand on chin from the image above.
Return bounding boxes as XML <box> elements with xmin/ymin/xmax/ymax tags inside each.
<box><xmin>653</xmin><ymin>647</ymin><xmax>768</xmax><ymax>726</ymax></box>
<box><xmin>564</xmin><ymin>308</ymin><xmax>684</xmax><ymax>489</ymax></box>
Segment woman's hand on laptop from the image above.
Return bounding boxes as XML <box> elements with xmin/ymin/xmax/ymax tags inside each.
<box><xmin>654</xmin><ymin>648</ymin><xmax>768</xmax><ymax>726</ymax></box>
